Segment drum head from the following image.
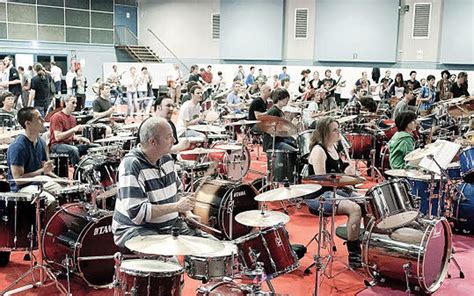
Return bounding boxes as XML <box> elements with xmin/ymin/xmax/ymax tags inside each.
<box><xmin>376</xmin><ymin>211</ymin><xmax>419</xmax><ymax>230</ymax></box>
<box><xmin>121</xmin><ymin>259</ymin><xmax>183</xmax><ymax>277</ymax></box>
<box><xmin>197</xmin><ymin>241</ymin><xmax>237</xmax><ymax>258</ymax></box>
<box><xmin>389</xmin><ymin>227</ymin><xmax>424</xmax><ymax>244</ymax></box>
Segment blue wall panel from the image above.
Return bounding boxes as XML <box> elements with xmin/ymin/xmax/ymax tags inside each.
<box><xmin>220</xmin><ymin>0</ymin><xmax>284</xmax><ymax>60</ymax></box>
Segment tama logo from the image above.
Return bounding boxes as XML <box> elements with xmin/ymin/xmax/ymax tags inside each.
<box><xmin>233</xmin><ymin>191</ymin><xmax>247</xmax><ymax>198</ymax></box>
<box><xmin>94</xmin><ymin>225</ymin><xmax>112</xmax><ymax>236</ymax></box>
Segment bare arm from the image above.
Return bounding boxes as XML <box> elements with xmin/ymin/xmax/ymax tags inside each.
<box><xmin>28</xmin><ymin>90</ymin><xmax>35</xmax><ymax>107</ymax></box>
<box><xmin>10</xmin><ymin>160</ymin><xmax>54</xmax><ymax>185</ymax></box>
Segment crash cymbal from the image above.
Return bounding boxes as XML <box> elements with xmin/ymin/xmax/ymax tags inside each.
<box><xmin>256</xmin><ymin>115</ymin><xmax>297</xmax><ymax>137</ymax></box>
<box><xmin>11</xmin><ymin>176</ymin><xmax>75</xmax><ymax>184</ymax></box>
<box><xmin>213</xmin><ymin>144</ymin><xmax>242</xmax><ymax>151</ymax></box>
<box><xmin>304</xmin><ymin>174</ymin><xmax>365</xmax><ymax>187</ymax></box>
<box><xmin>222</xmin><ymin>114</ymin><xmax>246</xmax><ymax>120</ymax></box>
<box><xmin>0</xmin><ymin>192</ymin><xmax>34</xmax><ymax>199</ymax></box>
<box><xmin>178</xmin><ymin>136</ymin><xmax>206</xmax><ymax>143</ymax></box>
<box><xmin>178</xmin><ymin>148</ymin><xmax>225</xmax><ymax>155</ymax></box>
<box><xmin>125</xmin><ymin>234</ymin><xmax>225</xmax><ymax>256</ymax></box>
<box><xmin>224</xmin><ymin>120</ymin><xmax>261</xmax><ymax>127</ymax></box>
<box><xmin>97</xmin><ymin>186</ymin><xmax>117</xmax><ymax>200</ymax></box>
<box><xmin>404</xmin><ymin>143</ymin><xmax>440</xmax><ymax>162</ymax></box>
<box><xmin>94</xmin><ymin>136</ymin><xmax>137</xmax><ymax>143</ymax></box>
<box><xmin>204</xmin><ymin>111</ymin><xmax>220</xmax><ymax>122</ymax></box>
<box><xmin>384</xmin><ymin>169</ymin><xmax>439</xmax><ymax>180</ymax></box>
<box><xmin>235</xmin><ymin>210</ymin><xmax>290</xmax><ymax>227</ymax></box>
<box><xmin>188</xmin><ymin>125</ymin><xmax>226</xmax><ymax>133</ymax></box>
<box><xmin>336</xmin><ymin>115</ymin><xmax>357</xmax><ymax>124</ymax></box>
<box><xmin>255</xmin><ymin>184</ymin><xmax>322</xmax><ymax>202</ymax></box>
<box><xmin>120</xmin><ymin>122</ymin><xmax>141</xmax><ymax>130</ymax></box>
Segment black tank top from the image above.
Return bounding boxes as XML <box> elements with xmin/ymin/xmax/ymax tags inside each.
<box><xmin>315</xmin><ymin>144</ymin><xmax>348</xmax><ymax>195</ymax></box>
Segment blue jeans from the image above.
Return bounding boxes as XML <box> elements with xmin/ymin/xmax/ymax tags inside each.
<box><xmin>51</xmin><ymin>143</ymin><xmax>96</xmax><ymax>166</ymax></box>
<box><xmin>35</xmin><ymin>105</ymin><xmax>48</xmax><ymax>118</ymax></box>
<box><xmin>305</xmin><ymin>189</ymin><xmax>354</xmax><ymax>215</ymax></box>
<box><xmin>126</xmin><ymin>91</ymin><xmax>138</xmax><ymax>116</ymax></box>
<box><xmin>54</xmin><ymin>81</ymin><xmax>61</xmax><ymax>94</ymax></box>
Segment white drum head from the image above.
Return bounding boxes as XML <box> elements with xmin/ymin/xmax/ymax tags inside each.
<box><xmin>390</xmin><ymin>227</ymin><xmax>424</xmax><ymax>244</ymax></box>
<box><xmin>121</xmin><ymin>259</ymin><xmax>183</xmax><ymax>275</ymax></box>
<box><xmin>376</xmin><ymin>211</ymin><xmax>419</xmax><ymax>230</ymax></box>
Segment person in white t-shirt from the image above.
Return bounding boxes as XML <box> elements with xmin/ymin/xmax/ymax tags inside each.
<box><xmin>167</xmin><ymin>64</ymin><xmax>183</xmax><ymax>105</ymax></box>
<box><xmin>176</xmin><ymin>85</ymin><xmax>205</xmax><ymax>137</ymax></box>
<box><xmin>334</xmin><ymin>68</ymin><xmax>346</xmax><ymax>107</ymax></box>
<box><xmin>65</xmin><ymin>66</ymin><xmax>76</xmax><ymax>95</ymax></box>
<box><xmin>303</xmin><ymin>91</ymin><xmax>322</xmax><ymax>128</ymax></box>
<box><xmin>50</xmin><ymin>61</ymin><xmax>62</xmax><ymax>94</ymax></box>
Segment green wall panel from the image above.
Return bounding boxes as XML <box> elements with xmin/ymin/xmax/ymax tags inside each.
<box><xmin>65</xmin><ymin>9</ymin><xmax>89</xmax><ymax>27</ymax></box>
<box><xmin>91</xmin><ymin>12</ymin><xmax>113</xmax><ymax>29</ymax></box>
<box><xmin>66</xmin><ymin>27</ymin><xmax>90</xmax><ymax>43</ymax></box>
<box><xmin>91</xmin><ymin>29</ymin><xmax>113</xmax><ymax>44</ymax></box>
<box><xmin>8</xmin><ymin>23</ymin><xmax>37</xmax><ymax>40</ymax></box>
<box><xmin>0</xmin><ymin>3</ymin><xmax>6</xmax><ymax>22</ymax></box>
<box><xmin>65</xmin><ymin>0</ymin><xmax>89</xmax><ymax>10</ymax></box>
<box><xmin>7</xmin><ymin>3</ymin><xmax>36</xmax><ymax>24</ymax></box>
<box><xmin>38</xmin><ymin>0</ymin><xmax>65</xmax><ymax>7</ymax></box>
<box><xmin>38</xmin><ymin>6</ymin><xmax>64</xmax><ymax>25</ymax></box>
<box><xmin>92</xmin><ymin>0</ymin><xmax>113</xmax><ymax>12</ymax></box>
<box><xmin>39</xmin><ymin>25</ymin><xmax>65</xmax><ymax>42</ymax></box>
<box><xmin>0</xmin><ymin>23</ymin><xmax>6</xmax><ymax>39</ymax></box>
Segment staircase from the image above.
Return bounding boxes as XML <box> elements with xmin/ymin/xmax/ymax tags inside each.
<box><xmin>115</xmin><ymin>45</ymin><xmax>162</xmax><ymax>63</ymax></box>
<box><xmin>114</xmin><ymin>26</ymin><xmax>162</xmax><ymax>63</ymax></box>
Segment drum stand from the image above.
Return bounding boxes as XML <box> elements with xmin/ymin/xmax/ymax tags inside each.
<box><xmin>1</xmin><ymin>188</ymin><xmax>70</xmax><ymax>295</ymax></box>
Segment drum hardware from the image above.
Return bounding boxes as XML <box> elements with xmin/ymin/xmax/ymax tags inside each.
<box><xmin>1</xmin><ymin>185</ymin><xmax>69</xmax><ymax>295</ymax></box>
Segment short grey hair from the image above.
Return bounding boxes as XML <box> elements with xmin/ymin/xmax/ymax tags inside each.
<box><xmin>139</xmin><ymin>117</ymin><xmax>168</xmax><ymax>145</ymax></box>
<box><xmin>62</xmin><ymin>94</ymin><xmax>76</xmax><ymax>104</ymax></box>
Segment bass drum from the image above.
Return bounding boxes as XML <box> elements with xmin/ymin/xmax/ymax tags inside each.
<box><xmin>208</xmin><ymin>142</ymin><xmax>251</xmax><ymax>181</ymax></box>
<box><xmin>192</xmin><ymin>179</ymin><xmax>259</xmax><ymax>240</ymax></box>
<box><xmin>42</xmin><ymin>203</ymin><xmax>120</xmax><ymax>288</ymax></box>
<box><xmin>362</xmin><ymin>218</ymin><xmax>452</xmax><ymax>294</ymax></box>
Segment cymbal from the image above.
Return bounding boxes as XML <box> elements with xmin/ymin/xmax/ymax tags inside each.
<box><xmin>0</xmin><ymin>192</ymin><xmax>34</xmax><ymax>199</ymax></box>
<box><xmin>255</xmin><ymin>184</ymin><xmax>322</xmax><ymax>202</ymax></box>
<box><xmin>222</xmin><ymin>114</ymin><xmax>246</xmax><ymax>120</ymax></box>
<box><xmin>125</xmin><ymin>234</ymin><xmax>225</xmax><ymax>256</ymax></box>
<box><xmin>224</xmin><ymin>120</ymin><xmax>260</xmax><ymax>127</ymax></box>
<box><xmin>385</xmin><ymin>169</ymin><xmax>439</xmax><ymax>180</ymax></box>
<box><xmin>95</xmin><ymin>136</ymin><xmax>136</xmax><ymax>143</ymax></box>
<box><xmin>188</xmin><ymin>125</ymin><xmax>226</xmax><ymax>133</ymax></box>
<box><xmin>336</xmin><ymin>115</ymin><xmax>357</xmax><ymax>124</ymax></box>
<box><xmin>204</xmin><ymin>111</ymin><xmax>220</xmax><ymax>122</ymax></box>
<box><xmin>97</xmin><ymin>186</ymin><xmax>117</xmax><ymax>200</ymax></box>
<box><xmin>404</xmin><ymin>143</ymin><xmax>440</xmax><ymax>162</ymax></box>
<box><xmin>256</xmin><ymin>115</ymin><xmax>297</xmax><ymax>137</ymax></box>
<box><xmin>235</xmin><ymin>210</ymin><xmax>290</xmax><ymax>227</ymax></box>
<box><xmin>213</xmin><ymin>144</ymin><xmax>242</xmax><ymax>151</ymax></box>
<box><xmin>282</xmin><ymin>106</ymin><xmax>301</xmax><ymax>114</ymax></box>
<box><xmin>120</xmin><ymin>122</ymin><xmax>141</xmax><ymax>130</ymax></box>
<box><xmin>177</xmin><ymin>136</ymin><xmax>206</xmax><ymax>143</ymax></box>
<box><xmin>178</xmin><ymin>148</ymin><xmax>224</xmax><ymax>155</ymax></box>
<box><xmin>304</xmin><ymin>174</ymin><xmax>365</xmax><ymax>187</ymax></box>
<box><xmin>11</xmin><ymin>176</ymin><xmax>74</xmax><ymax>184</ymax></box>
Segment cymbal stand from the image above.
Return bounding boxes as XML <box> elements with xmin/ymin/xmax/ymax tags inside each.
<box><xmin>2</xmin><ymin>187</ymin><xmax>69</xmax><ymax>295</ymax></box>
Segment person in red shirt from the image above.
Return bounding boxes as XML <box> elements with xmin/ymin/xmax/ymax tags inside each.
<box><xmin>201</xmin><ymin>65</ymin><xmax>213</xmax><ymax>84</ymax></box>
<box><xmin>49</xmin><ymin>94</ymin><xmax>96</xmax><ymax>165</ymax></box>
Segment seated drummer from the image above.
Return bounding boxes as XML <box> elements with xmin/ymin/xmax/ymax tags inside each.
<box><xmin>262</xmin><ymin>88</ymin><xmax>298</xmax><ymax>152</ymax></box>
<box><xmin>248</xmin><ymin>84</ymin><xmax>271</xmax><ymax>132</ymax></box>
<box><xmin>226</xmin><ymin>81</ymin><xmax>244</xmax><ymax>113</ymax></box>
<box><xmin>392</xmin><ymin>88</ymin><xmax>415</xmax><ymax>120</ymax></box>
<box><xmin>49</xmin><ymin>95</ymin><xmax>97</xmax><ymax>166</ymax></box>
<box><xmin>176</xmin><ymin>85</ymin><xmax>205</xmax><ymax>138</ymax></box>
<box><xmin>304</xmin><ymin>117</ymin><xmax>363</xmax><ymax>268</ymax></box>
<box><xmin>92</xmin><ymin>83</ymin><xmax>115</xmax><ymax>119</ymax></box>
<box><xmin>388</xmin><ymin>111</ymin><xmax>417</xmax><ymax>169</ymax></box>
<box><xmin>154</xmin><ymin>95</ymin><xmax>190</xmax><ymax>154</ymax></box>
<box><xmin>111</xmin><ymin>117</ymin><xmax>208</xmax><ymax>248</ymax></box>
<box><xmin>0</xmin><ymin>91</ymin><xmax>18</xmax><ymax>129</ymax></box>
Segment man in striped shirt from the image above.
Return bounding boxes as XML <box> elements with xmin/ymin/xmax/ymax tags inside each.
<box><xmin>112</xmin><ymin>117</ymin><xmax>203</xmax><ymax>248</ymax></box>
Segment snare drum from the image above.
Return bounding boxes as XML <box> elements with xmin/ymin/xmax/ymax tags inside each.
<box><xmin>116</xmin><ymin>259</ymin><xmax>183</xmax><ymax>296</ymax></box>
<box><xmin>234</xmin><ymin>223</ymin><xmax>299</xmax><ymax>279</ymax></box>
<box><xmin>345</xmin><ymin>133</ymin><xmax>374</xmax><ymax>160</ymax></box>
<box><xmin>363</xmin><ymin>217</ymin><xmax>451</xmax><ymax>294</ymax></box>
<box><xmin>208</xmin><ymin>142</ymin><xmax>250</xmax><ymax>181</ymax></box>
<box><xmin>178</xmin><ymin>137</ymin><xmax>206</xmax><ymax>161</ymax></box>
<box><xmin>266</xmin><ymin>150</ymin><xmax>297</xmax><ymax>183</ymax></box>
<box><xmin>460</xmin><ymin>147</ymin><xmax>474</xmax><ymax>183</ymax></box>
<box><xmin>185</xmin><ymin>241</ymin><xmax>237</xmax><ymax>280</ymax></box>
<box><xmin>42</xmin><ymin>203</ymin><xmax>120</xmax><ymax>288</ymax></box>
<box><xmin>447</xmin><ymin>162</ymin><xmax>461</xmax><ymax>180</ymax></box>
<box><xmin>0</xmin><ymin>192</ymin><xmax>37</xmax><ymax>250</ymax></box>
<box><xmin>365</xmin><ymin>180</ymin><xmax>417</xmax><ymax>230</ymax></box>
<box><xmin>56</xmin><ymin>184</ymin><xmax>89</xmax><ymax>204</ymax></box>
<box><xmin>453</xmin><ymin>182</ymin><xmax>474</xmax><ymax>233</ymax></box>
<box><xmin>407</xmin><ymin>176</ymin><xmax>443</xmax><ymax>216</ymax></box>
<box><xmin>192</xmin><ymin>179</ymin><xmax>258</xmax><ymax>240</ymax></box>
<box><xmin>49</xmin><ymin>153</ymin><xmax>69</xmax><ymax>178</ymax></box>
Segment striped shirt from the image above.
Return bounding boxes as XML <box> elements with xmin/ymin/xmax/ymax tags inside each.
<box><xmin>112</xmin><ymin>148</ymin><xmax>182</xmax><ymax>247</ymax></box>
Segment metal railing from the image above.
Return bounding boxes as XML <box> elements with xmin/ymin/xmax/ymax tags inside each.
<box><xmin>114</xmin><ymin>25</ymin><xmax>138</xmax><ymax>46</ymax></box>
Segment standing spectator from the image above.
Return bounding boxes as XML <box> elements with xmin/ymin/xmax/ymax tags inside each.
<box><xmin>450</xmin><ymin>72</ymin><xmax>470</xmax><ymax>98</ymax></box>
<box><xmin>278</xmin><ymin>66</ymin><xmax>290</xmax><ymax>82</ymax></box>
<box><xmin>2</xmin><ymin>56</ymin><xmax>22</xmax><ymax>109</ymax></box>
<box><xmin>245</xmin><ymin>66</ymin><xmax>255</xmax><ymax>87</ymax></box>
<box><xmin>137</xmin><ymin>66</ymin><xmax>152</xmax><ymax>114</ymax></box>
<box><xmin>201</xmin><ymin>65</ymin><xmax>213</xmax><ymax>85</ymax></box>
<box><xmin>166</xmin><ymin>64</ymin><xmax>183</xmax><ymax>105</ymax></box>
<box><xmin>50</xmin><ymin>61</ymin><xmax>63</xmax><ymax>94</ymax></box>
<box><xmin>19</xmin><ymin>66</ymin><xmax>32</xmax><ymax>108</ymax></box>
<box><xmin>234</xmin><ymin>65</ymin><xmax>245</xmax><ymax>81</ymax></box>
<box><xmin>72</xmin><ymin>68</ymin><xmax>86</xmax><ymax>111</ymax></box>
<box><xmin>28</xmin><ymin>63</ymin><xmax>51</xmax><ymax>117</ymax></box>
<box><xmin>65</xmin><ymin>66</ymin><xmax>76</xmax><ymax>95</ymax></box>
<box><xmin>0</xmin><ymin>62</ymin><xmax>7</xmax><ymax>92</ymax></box>
<box><xmin>334</xmin><ymin>68</ymin><xmax>346</xmax><ymax>106</ymax></box>
<box><xmin>123</xmin><ymin>66</ymin><xmax>139</xmax><ymax>118</ymax></box>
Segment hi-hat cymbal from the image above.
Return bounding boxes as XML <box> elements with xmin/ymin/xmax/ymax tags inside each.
<box><xmin>336</xmin><ymin>115</ymin><xmax>358</xmax><ymax>124</ymax></box>
<box><xmin>222</xmin><ymin>114</ymin><xmax>246</xmax><ymax>120</ymax></box>
<box><xmin>304</xmin><ymin>174</ymin><xmax>365</xmax><ymax>187</ymax></box>
<box><xmin>235</xmin><ymin>210</ymin><xmax>290</xmax><ymax>227</ymax></box>
<box><xmin>94</xmin><ymin>136</ymin><xmax>136</xmax><ymax>143</ymax></box>
<box><xmin>11</xmin><ymin>176</ymin><xmax>75</xmax><ymax>184</ymax></box>
<box><xmin>256</xmin><ymin>115</ymin><xmax>297</xmax><ymax>137</ymax></box>
<box><xmin>125</xmin><ymin>234</ymin><xmax>225</xmax><ymax>256</ymax></box>
<box><xmin>255</xmin><ymin>184</ymin><xmax>322</xmax><ymax>202</ymax></box>
<box><xmin>178</xmin><ymin>148</ymin><xmax>224</xmax><ymax>155</ymax></box>
<box><xmin>188</xmin><ymin>125</ymin><xmax>226</xmax><ymax>133</ymax></box>
<box><xmin>224</xmin><ymin>120</ymin><xmax>260</xmax><ymax>127</ymax></box>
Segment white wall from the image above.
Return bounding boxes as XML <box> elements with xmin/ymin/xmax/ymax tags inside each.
<box><xmin>398</xmin><ymin>0</ymin><xmax>443</xmax><ymax>62</ymax></box>
<box><xmin>138</xmin><ymin>0</ymin><xmax>220</xmax><ymax>61</ymax></box>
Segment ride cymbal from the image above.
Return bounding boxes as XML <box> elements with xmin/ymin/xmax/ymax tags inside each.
<box><xmin>255</xmin><ymin>184</ymin><xmax>322</xmax><ymax>202</ymax></box>
<box><xmin>256</xmin><ymin>115</ymin><xmax>297</xmax><ymax>137</ymax></box>
<box><xmin>235</xmin><ymin>210</ymin><xmax>290</xmax><ymax>227</ymax></box>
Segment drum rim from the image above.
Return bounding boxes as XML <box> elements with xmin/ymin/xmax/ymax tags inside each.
<box><xmin>120</xmin><ymin>259</ymin><xmax>184</xmax><ymax>277</ymax></box>
<box><xmin>197</xmin><ymin>280</ymin><xmax>242</xmax><ymax>293</ymax></box>
<box><xmin>265</xmin><ymin>149</ymin><xmax>298</xmax><ymax>153</ymax></box>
